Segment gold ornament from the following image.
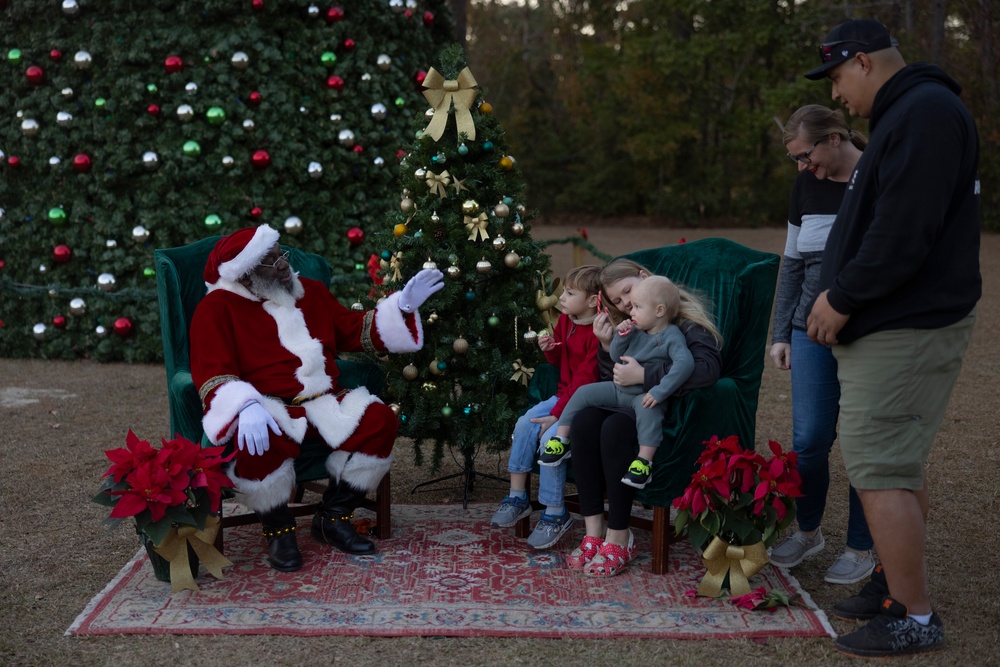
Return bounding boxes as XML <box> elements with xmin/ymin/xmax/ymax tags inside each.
<box><xmin>429</xmin><ymin>359</ymin><xmax>443</xmax><ymax>375</ymax></box>
<box><xmin>393</xmin><ymin>223</ymin><xmax>408</xmax><ymax>238</ymax></box>
<box><xmin>492</xmin><ymin>236</ymin><xmax>506</xmax><ymax>251</ymax></box>
<box><xmin>523</xmin><ymin>328</ymin><xmax>538</xmax><ymax>345</ymax></box>
<box><xmin>421</xmin><ymin>382</ymin><xmax>437</xmax><ymax>391</ymax></box>
<box><xmin>504</xmin><ymin>252</ymin><xmax>520</xmax><ymax>268</ymax></box>
<box><xmin>476</xmin><ymin>258</ymin><xmax>492</xmax><ymax>273</ymax></box>
<box><xmin>423</xmin><ymin>258</ymin><xmax>438</xmax><ymax>270</ymax></box>
<box><xmin>517</xmin><ymin>204</ymin><xmax>526</xmax><ymax>215</ymax></box>
<box><xmin>452</xmin><ymin>337</ymin><xmax>469</xmax><ymax>354</ymax></box>
<box><xmin>389</xmin><ymin>403</ymin><xmax>402</xmax><ymax>416</ymax></box>
<box><xmin>431</xmin><ymin>211</ymin><xmax>440</xmax><ymax>223</ymax></box>
<box><xmin>421</xmin><ymin>67</ymin><xmax>479</xmax><ymax>142</ymax></box>
<box><xmin>465</xmin><ymin>212</ymin><xmax>489</xmax><ymax>241</ymax></box>
<box><xmin>451</xmin><ymin>175</ymin><xmax>469</xmax><ymax>195</ymax></box>
<box><xmin>511</xmin><ymin>221</ymin><xmax>525</xmax><ymax>236</ymax></box>
<box><xmin>478</xmin><ymin>101</ymin><xmax>493</xmax><ymax>114</ymax></box>
<box><xmin>499</xmin><ymin>156</ymin><xmax>514</xmax><ymax>170</ymax></box>
<box><xmin>425</xmin><ymin>170</ymin><xmax>451</xmax><ymax>198</ymax></box>
<box><xmin>446</xmin><ymin>265</ymin><xmax>461</xmax><ymax>278</ymax></box>
<box><xmin>494</xmin><ymin>202</ymin><xmax>509</xmax><ymax>218</ymax></box>
<box><xmin>400</xmin><ymin>197</ymin><xmax>415</xmax><ymax>212</ymax></box>
<box><xmin>427</xmin><ymin>311</ymin><xmax>439</xmax><ymax>323</ymax></box>
<box><xmin>403</xmin><ymin>364</ymin><xmax>419</xmax><ymax>380</ymax></box>
<box><xmin>461</xmin><ymin>199</ymin><xmax>480</xmax><ymax>215</ymax></box>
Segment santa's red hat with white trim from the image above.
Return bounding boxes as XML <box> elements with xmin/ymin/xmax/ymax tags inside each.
<box><xmin>204</xmin><ymin>224</ymin><xmax>280</xmax><ymax>286</ymax></box>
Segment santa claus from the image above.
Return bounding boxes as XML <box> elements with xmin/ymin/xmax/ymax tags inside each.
<box><xmin>190</xmin><ymin>224</ymin><xmax>443</xmax><ymax>571</ymax></box>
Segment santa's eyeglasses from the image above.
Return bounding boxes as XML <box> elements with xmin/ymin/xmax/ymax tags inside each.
<box><xmin>261</xmin><ymin>250</ymin><xmax>290</xmax><ymax>269</ymax></box>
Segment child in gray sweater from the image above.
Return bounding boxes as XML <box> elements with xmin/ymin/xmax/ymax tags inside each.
<box><xmin>541</xmin><ymin>276</ymin><xmax>695</xmax><ymax>489</ymax></box>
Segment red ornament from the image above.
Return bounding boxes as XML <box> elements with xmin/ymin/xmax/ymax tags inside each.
<box><xmin>72</xmin><ymin>153</ymin><xmax>92</xmax><ymax>173</ymax></box>
<box><xmin>26</xmin><ymin>65</ymin><xmax>45</xmax><ymax>85</ymax></box>
<box><xmin>251</xmin><ymin>0</ymin><xmax>264</xmax><ymax>11</ymax></box>
<box><xmin>7</xmin><ymin>156</ymin><xmax>22</xmax><ymax>168</ymax></box>
<box><xmin>326</xmin><ymin>75</ymin><xmax>345</xmax><ymax>91</ymax></box>
<box><xmin>414</xmin><ymin>70</ymin><xmax>427</xmax><ymax>86</ymax></box>
<box><xmin>52</xmin><ymin>244</ymin><xmax>72</xmax><ymax>263</ymax></box>
<box><xmin>164</xmin><ymin>55</ymin><xmax>184</xmax><ymax>74</ymax></box>
<box><xmin>50</xmin><ymin>49</ymin><xmax>63</xmax><ymax>62</ymax></box>
<box><xmin>352</xmin><ymin>145</ymin><xmax>363</xmax><ymax>154</ymax></box>
<box><xmin>251</xmin><ymin>150</ymin><xmax>271</xmax><ymax>169</ymax></box>
<box><xmin>248</xmin><ymin>90</ymin><xmax>262</xmax><ymax>106</ymax></box>
<box><xmin>347</xmin><ymin>226</ymin><xmax>365</xmax><ymax>246</ymax></box>
<box><xmin>250</xmin><ymin>206</ymin><xmax>263</xmax><ymax>220</ymax></box>
<box><xmin>147</xmin><ymin>103</ymin><xmax>160</xmax><ymax>116</ymax></box>
<box><xmin>396</xmin><ymin>149</ymin><xmax>407</xmax><ymax>161</ymax></box>
<box><xmin>325</xmin><ymin>6</ymin><xmax>344</xmax><ymax>23</ymax></box>
<box><xmin>423</xmin><ymin>10</ymin><xmax>434</xmax><ymax>26</ymax></box>
<box><xmin>113</xmin><ymin>317</ymin><xmax>134</xmax><ymax>337</ymax></box>
<box><xmin>404</xmin><ymin>9</ymin><xmax>412</xmax><ymax>18</ymax></box>
<box><xmin>0</xmin><ymin>259</ymin><xmax>5</xmax><ymax>270</ymax></box>
<box><xmin>343</xmin><ymin>38</ymin><xmax>355</xmax><ymax>51</ymax></box>
<box><xmin>52</xmin><ymin>316</ymin><xmax>67</xmax><ymax>329</ymax></box>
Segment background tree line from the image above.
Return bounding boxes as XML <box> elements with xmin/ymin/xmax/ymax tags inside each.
<box><xmin>453</xmin><ymin>0</ymin><xmax>999</xmax><ymax>229</ymax></box>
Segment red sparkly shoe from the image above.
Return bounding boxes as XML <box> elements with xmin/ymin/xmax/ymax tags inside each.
<box><xmin>565</xmin><ymin>535</ymin><xmax>604</xmax><ymax>569</ymax></box>
<box><xmin>583</xmin><ymin>532</ymin><xmax>637</xmax><ymax>577</ymax></box>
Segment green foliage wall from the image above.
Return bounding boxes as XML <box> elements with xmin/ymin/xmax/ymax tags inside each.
<box><xmin>0</xmin><ymin>0</ymin><xmax>454</xmax><ymax>361</ymax></box>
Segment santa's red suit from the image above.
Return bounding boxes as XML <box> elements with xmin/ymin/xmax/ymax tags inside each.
<box><xmin>190</xmin><ymin>225</ymin><xmax>422</xmax><ymax>515</ymax></box>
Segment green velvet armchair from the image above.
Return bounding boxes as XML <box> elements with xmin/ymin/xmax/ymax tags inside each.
<box><xmin>517</xmin><ymin>238</ymin><xmax>780</xmax><ymax>573</ymax></box>
<box><xmin>153</xmin><ymin>236</ymin><xmax>391</xmax><ymax>545</ymax></box>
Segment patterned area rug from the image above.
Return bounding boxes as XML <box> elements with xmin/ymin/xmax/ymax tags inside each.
<box><xmin>68</xmin><ymin>504</ymin><xmax>835</xmax><ymax>639</ymax></box>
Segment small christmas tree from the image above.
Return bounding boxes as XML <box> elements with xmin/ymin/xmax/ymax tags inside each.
<box><xmin>373</xmin><ymin>45</ymin><xmax>553</xmax><ymax>475</ymax></box>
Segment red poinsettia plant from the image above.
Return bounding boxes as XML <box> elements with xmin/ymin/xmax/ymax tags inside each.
<box><xmin>673</xmin><ymin>435</ymin><xmax>802</xmax><ymax>551</ymax></box>
<box><xmin>93</xmin><ymin>430</ymin><xmax>234</xmax><ymax>547</ymax></box>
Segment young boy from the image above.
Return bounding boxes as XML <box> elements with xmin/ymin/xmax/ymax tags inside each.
<box><xmin>490</xmin><ymin>265</ymin><xmax>602</xmax><ymax>549</ymax></box>
<box><xmin>542</xmin><ymin>275</ymin><xmax>694</xmax><ymax>489</ymax></box>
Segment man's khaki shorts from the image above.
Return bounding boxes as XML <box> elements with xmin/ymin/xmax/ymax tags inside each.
<box><xmin>832</xmin><ymin>311</ymin><xmax>976</xmax><ymax>491</ymax></box>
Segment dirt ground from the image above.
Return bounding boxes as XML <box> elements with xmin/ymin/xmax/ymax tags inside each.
<box><xmin>1</xmin><ymin>225</ymin><xmax>997</xmax><ymax>666</ymax></box>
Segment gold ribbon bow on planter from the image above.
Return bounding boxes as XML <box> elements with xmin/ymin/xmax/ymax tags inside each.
<box><xmin>422</xmin><ymin>67</ymin><xmax>478</xmax><ymax>142</ymax></box>
<box><xmin>425</xmin><ymin>170</ymin><xmax>451</xmax><ymax>198</ymax></box>
<box><xmin>153</xmin><ymin>515</ymin><xmax>233</xmax><ymax>593</ymax></box>
<box><xmin>510</xmin><ymin>359</ymin><xmax>534</xmax><ymax>387</ymax></box>
<box><xmin>697</xmin><ymin>535</ymin><xmax>769</xmax><ymax>597</ymax></box>
<box><xmin>465</xmin><ymin>213</ymin><xmax>489</xmax><ymax>241</ymax></box>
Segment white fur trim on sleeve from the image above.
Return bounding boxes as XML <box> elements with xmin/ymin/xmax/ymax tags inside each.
<box><xmin>374</xmin><ymin>292</ymin><xmax>424</xmax><ymax>353</ymax></box>
<box><xmin>302</xmin><ymin>386</ymin><xmax>379</xmax><ymax>451</ymax></box>
<box><xmin>203</xmin><ymin>380</ymin><xmax>307</xmax><ymax>445</ymax></box>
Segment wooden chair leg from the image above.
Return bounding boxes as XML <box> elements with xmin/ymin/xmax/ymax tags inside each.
<box><xmin>214</xmin><ymin>521</ymin><xmax>225</xmax><ymax>554</ymax></box>
<box><xmin>650</xmin><ymin>505</ymin><xmax>670</xmax><ymax>575</ymax></box>
<box><xmin>374</xmin><ymin>471</ymin><xmax>391</xmax><ymax>539</ymax></box>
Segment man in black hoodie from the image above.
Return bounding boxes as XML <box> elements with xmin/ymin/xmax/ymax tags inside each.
<box><xmin>802</xmin><ymin>19</ymin><xmax>980</xmax><ymax>658</ymax></box>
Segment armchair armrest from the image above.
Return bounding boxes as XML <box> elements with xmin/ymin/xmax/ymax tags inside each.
<box><xmin>167</xmin><ymin>369</ymin><xmax>205</xmax><ymax>444</ymax></box>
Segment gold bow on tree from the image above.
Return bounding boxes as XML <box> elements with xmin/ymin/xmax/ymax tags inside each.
<box><xmin>422</xmin><ymin>67</ymin><xmax>478</xmax><ymax>142</ymax></box>
<box><xmin>510</xmin><ymin>359</ymin><xmax>534</xmax><ymax>387</ymax></box>
<box><xmin>465</xmin><ymin>213</ymin><xmax>489</xmax><ymax>242</ymax></box>
<box><xmin>697</xmin><ymin>536</ymin><xmax>769</xmax><ymax>597</ymax></box>
<box><xmin>425</xmin><ymin>170</ymin><xmax>451</xmax><ymax>198</ymax></box>
<box><xmin>389</xmin><ymin>252</ymin><xmax>404</xmax><ymax>281</ymax></box>
<box><xmin>153</xmin><ymin>515</ymin><xmax>233</xmax><ymax>593</ymax></box>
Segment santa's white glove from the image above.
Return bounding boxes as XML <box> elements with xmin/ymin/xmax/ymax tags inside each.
<box><xmin>237</xmin><ymin>401</ymin><xmax>280</xmax><ymax>456</ymax></box>
<box><xmin>398</xmin><ymin>268</ymin><xmax>444</xmax><ymax>313</ymax></box>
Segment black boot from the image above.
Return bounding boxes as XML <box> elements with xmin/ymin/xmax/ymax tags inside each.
<box><xmin>310</xmin><ymin>480</ymin><xmax>376</xmax><ymax>555</ymax></box>
<box><xmin>258</xmin><ymin>505</ymin><xmax>303</xmax><ymax>572</ymax></box>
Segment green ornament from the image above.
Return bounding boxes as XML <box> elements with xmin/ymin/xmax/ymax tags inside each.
<box><xmin>183</xmin><ymin>140</ymin><xmax>201</xmax><ymax>157</ymax></box>
<box><xmin>147</xmin><ymin>83</ymin><xmax>158</xmax><ymax>93</ymax></box>
<box><xmin>488</xmin><ymin>315</ymin><xmax>501</xmax><ymax>327</ymax></box>
<box><xmin>354</xmin><ymin>263</ymin><xmax>365</xmax><ymax>271</ymax></box>
<box><xmin>8</xmin><ymin>49</ymin><xmax>23</xmax><ymax>63</ymax></box>
<box><xmin>394</xmin><ymin>97</ymin><xmax>405</xmax><ymax>108</ymax></box>
<box><xmin>441</xmin><ymin>405</ymin><xmax>453</xmax><ymax>417</ymax></box>
<box><xmin>143</xmin><ymin>267</ymin><xmax>156</xmax><ymax>278</ymax></box>
<box><xmin>458</xmin><ymin>144</ymin><xmax>469</xmax><ymax>156</ymax></box>
<box><xmin>48</xmin><ymin>208</ymin><xmax>67</xmax><ymax>224</ymax></box>
<box><xmin>204</xmin><ymin>214</ymin><xmax>222</xmax><ymax>229</ymax></box>
<box><xmin>95</xmin><ymin>98</ymin><xmax>107</xmax><ymax>108</ymax></box>
<box><xmin>321</xmin><ymin>51</ymin><xmax>337</xmax><ymax>67</ymax></box>
<box><xmin>206</xmin><ymin>107</ymin><xmax>226</xmax><ymax>125</ymax></box>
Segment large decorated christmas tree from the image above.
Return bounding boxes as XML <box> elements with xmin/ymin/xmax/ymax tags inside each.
<box><xmin>0</xmin><ymin>0</ymin><xmax>453</xmax><ymax>361</ymax></box>
<box><xmin>373</xmin><ymin>45</ymin><xmax>553</xmax><ymax>473</ymax></box>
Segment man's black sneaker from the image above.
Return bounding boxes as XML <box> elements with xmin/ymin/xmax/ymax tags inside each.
<box><xmin>832</xmin><ymin>563</ymin><xmax>888</xmax><ymax>621</ymax></box>
<box><xmin>835</xmin><ymin>596</ymin><xmax>945</xmax><ymax>658</ymax></box>
<box><xmin>538</xmin><ymin>437</ymin><xmax>571</xmax><ymax>467</ymax></box>
<box><xmin>620</xmin><ymin>458</ymin><xmax>651</xmax><ymax>489</ymax></box>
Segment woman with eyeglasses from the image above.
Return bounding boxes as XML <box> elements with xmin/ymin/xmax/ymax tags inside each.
<box><xmin>768</xmin><ymin>104</ymin><xmax>876</xmax><ymax>585</ymax></box>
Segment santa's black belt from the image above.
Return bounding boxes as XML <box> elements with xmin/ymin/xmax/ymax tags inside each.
<box><xmin>271</xmin><ymin>388</ymin><xmax>348</xmax><ymax>406</ymax></box>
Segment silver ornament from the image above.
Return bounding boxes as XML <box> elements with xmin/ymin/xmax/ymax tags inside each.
<box><xmin>377</xmin><ymin>54</ymin><xmax>392</xmax><ymax>71</ymax></box>
<box><xmin>33</xmin><ymin>323</ymin><xmax>47</xmax><ymax>340</ymax></box>
<box><xmin>389</xmin><ymin>0</ymin><xmax>404</xmax><ymax>13</ymax></box>
<box><xmin>0</xmin><ymin>208</ymin><xmax>4</xmax><ymax>222</ymax></box>
<box><xmin>132</xmin><ymin>225</ymin><xmax>150</xmax><ymax>243</ymax></box>
<box><xmin>424</xmin><ymin>107</ymin><xmax>436</xmax><ymax>119</ymax></box>
<box><xmin>492</xmin><ymin>236</ymin><xmax>507</xmax><ymax>251</ymax></box>
<box><xmin>49</xmin><ymin>156</ymin><xmax>62</xmax><ymax>167</ymax></box>
<box><xmin>231</xmin><ymin>51</ymin><xmax>250</xmax><ymax>69</ymax></box>
<box><xmin>142</xmin><ymin>151</ymin><xmax>159</xmax><ymax>169</ymax></box>
<box><xmin>307</xmin><ymin>4</ymin><xmax>320</xmax><ymax>17</ymax></box>
<box><xmin>48</xmin><ymin>289</ymin><xmax>60</xmax><ymax>299</ymax></box>
<box><xmin>351</xmin><ymin>302</ymin><xmax>365</xmax><ymax>311</ymax></box>
<box><xmin>61</xmin><ymin>87</ymin><xmax>74</xmax><ymax>99</ymax></box>
<box><xmin>338</xmin><ymin>129</ymin><xmax>356</xmax><ymax>147</ymax></box>
<box><xmin>330</xmin><ymin>113</ymin><xmax>342</xmax><ymax>124</ymax></box>
<box><xmin>414</xmin><ymin>168</ymin><xmax>427</xmax><ymax>180</ymax></box>
<box><xmin>15</xmin><ymin>110</ymin><xmax>23</xmax><ymax>119</ymax></box>
<box><xmin>477</xmin><ymin>258</ymin><xmax>493</xmax><ymax>274</ymax></box>
<box><xmin>242</xmin><ymin>119</ymin><xmax>255</xmax><ymax>131</ymax></box>
<box><xmin>370</xmin><ymin>102</ymin><xmax>387</xmax><ymax>120</ymax></box>
<box><xmin>222</xmin><ymin>155</ymin><xmax>235</xmax><ymax>168</ymax></box>
<box><xmin>62</xmin><ymin>0</ymin><xmax>80</xmax><ymax>16</ymax></box>
<box><xmin>446</xmin><ymin>265</ymin><xmax>461</xmax><ymax>279</ymax></box>
<box><xmin>185</xmin><ymin>81</ymin><xmax>198</xmax><ymax>94</ymax></box>
<box><xmin>373</xmin><ymin>156</ymin><xmax>385</xmax><ymax>167</ymax></box>
<box><xmin>69</xmin><ymin>297</ymin><xmax>87</xmax><ymax>315</ymax></box>
<box><xmin>56</xmin><ymin>111</ymin><xmax>73</xmax><ymax>127</ymax></box>
<box><xmin>524</xmin><ymin>329</ymin><xmax>539</xmax><ymax>345</ymax></box>
<box><xmin>176</xmin><ymin>104</ymin><xmax>194</xmax><ymax>121</ymax></box>
<box><xmin>361</xmin><ymin>72</ymin><xmax>372</xmax><ymax>82</ymax></box>
<box><xmin>494</xmin><ymin>202</ymin><xmax>510</xmax><ymax>218</ymax></box>
<box><xmin>406</xmin><ymin>0</ymin><xmax>417</xmax><ymax>8</ymax></box>
<box><xmin>423</xmin><ymin>258</ymin><xmax>438</xmax><ymax>270</ymax></box>
<box><xmin>21</xmin><ymin>119</ymin><xmax>40</xmax><ymax>137</ymax></box>
<box><xmin>308</xmin><ymin>161</ymin><xmax>323</xmax><ymax>178</ymax></box>
<box><xmin>38</xmin><ymin>264</ymin><xmax>48</xmax><ymax>274</ymax></box>
<box><xmin>284</xmin><ymin>216</ymin><xmax>303</xmax><ymax>235</ymax></box>
<box><xmin>96</xmin><ymin>273</ymin><xmax>117</xmax><ymax>292</ymax></box>
<box><xmin>73</xmin><ymin>51</ymin><xmax>92</xmax><ymax>70</ymax></box>
<box><xmin>95</xmin><ymin>325</ymin><xmax>108</xmax><ymax>337</ymax></box>
<box><xmin>105</xmin><ymin>239</ymin><xmax>117</xmax><ymax>248</ymax></box>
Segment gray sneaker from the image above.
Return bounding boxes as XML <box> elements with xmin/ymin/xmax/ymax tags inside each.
<box><xmin>824</xmin><ymin>549</ymin><xmax>876</xmax><ymax>585</ymax></box>
<box><xmin>768</xmin><ymin>528</ymin><xmax>825</xmax><ymax>568</ymax></box>
<box><xmin>490</xmin><ymin>495</ymin><xmax>532</xmax><ymax>527</ymax></box>
<box><xmin>526</xmin><ymin>512</ymin><xmax>574</xmax><ymax>549</ymax></box>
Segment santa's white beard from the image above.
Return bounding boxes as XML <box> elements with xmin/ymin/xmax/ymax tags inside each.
<box><xmin>245</xmin><ymin>271</ymin><xmax>304</xmax><ymax>306</ymax></box>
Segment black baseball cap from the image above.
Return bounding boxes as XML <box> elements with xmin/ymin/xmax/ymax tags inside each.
<box><xmin>804</xmin><ymin>19</ymin><xmax>898</xmax><ymax>80</ymax></box>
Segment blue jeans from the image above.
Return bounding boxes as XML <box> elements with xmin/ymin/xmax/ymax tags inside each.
<box><xmin>791</xmin><ymin>328</ymin><xmax>873</xmax><ymax>550</ymax></box>
<box><xmin>508</xmin><ymin>395</ymin><xmax>565</xmax><ymax>508</ymax></box>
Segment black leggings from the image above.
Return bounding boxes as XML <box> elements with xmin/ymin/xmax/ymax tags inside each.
<box><xmin>569</xmin><ymin>406</ymin><xmax>638</xmax><ymax>531</ymax></box>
